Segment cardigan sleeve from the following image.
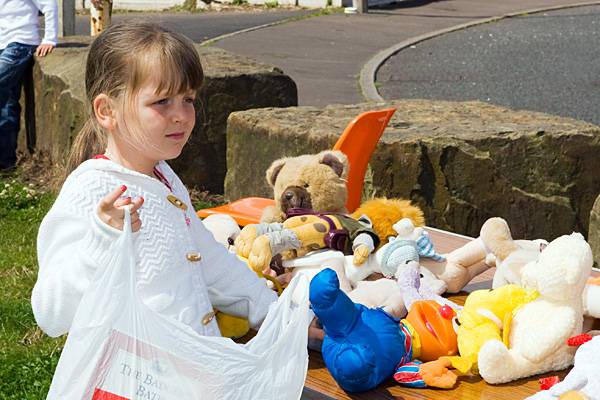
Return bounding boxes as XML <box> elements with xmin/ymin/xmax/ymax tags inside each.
<box><xmin>192</xmin><ymin>213</ymin><xmax>278</xmax><ymax>329</ymax></box>
<box><xmin>31</xmin><ymin>186</ymin><xmax>122</xmax><ymax>337</ymax></box>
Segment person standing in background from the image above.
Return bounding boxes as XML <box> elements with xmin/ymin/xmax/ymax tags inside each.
<box><xmin>0</xmin><ymin>0</ymin><xmax>57</xmax><ymax>172</ymax></box>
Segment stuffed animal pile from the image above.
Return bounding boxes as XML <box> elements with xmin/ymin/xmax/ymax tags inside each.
<box><xmin>200</xmin><ymin>150</ymin><xmax>600</xmax><ymax>399</ymax></box>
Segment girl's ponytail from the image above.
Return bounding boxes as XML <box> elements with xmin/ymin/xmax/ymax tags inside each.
<box><xmin>64</xmin><ymin>117</ymin><xmax>106</xmax><ymax>178</ymax></box>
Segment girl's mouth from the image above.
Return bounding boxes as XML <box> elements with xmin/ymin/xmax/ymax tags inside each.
<box><xmin>166</xmin><ymin>132</ymin><xmax>185</xmax><ymax>140</ymax></box>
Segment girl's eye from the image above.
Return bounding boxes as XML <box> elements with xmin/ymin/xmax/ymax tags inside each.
<box><xmin>184</xmin><ymin>97</ymin><xmax>195</xmax><ymax>104</ymax></box>
<box><xmin>155</xmin><ymin>98</ymin><xmax>169</xmax><ymax>105</ymax></box>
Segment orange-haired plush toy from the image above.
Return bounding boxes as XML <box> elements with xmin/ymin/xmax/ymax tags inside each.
<box><xmin>351</xmin><ymin>197</ymin><xmax>425</xmax><ymax>248</ymax></box>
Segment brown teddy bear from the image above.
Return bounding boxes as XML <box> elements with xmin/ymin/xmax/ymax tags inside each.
<box><xmin>236</xmin><ymin>150</ymin><xmax>427</xmax><ymax>276</ymax></box>
<box><xmin>260</xmin><ymin>150</ymin><xmax>349</xmax><ymax>223</ymax></box>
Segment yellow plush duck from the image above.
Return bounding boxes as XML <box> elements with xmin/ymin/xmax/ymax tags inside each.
<box><xmin>419</xmin><ymin>284</ymin><xmax>538</xmax><ymax>388</ymax></box>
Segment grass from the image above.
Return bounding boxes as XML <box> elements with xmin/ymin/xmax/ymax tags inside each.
<box><xmin>0</xmin><ymin>176</ymin><xmax>63</xmax><ymax>399</ymax></box>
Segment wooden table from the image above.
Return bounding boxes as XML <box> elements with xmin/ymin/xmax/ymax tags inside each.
<box><xmin>297</xmin><ymin>228</ymin><xmax>598</xmax><ymax>400</ymax></box>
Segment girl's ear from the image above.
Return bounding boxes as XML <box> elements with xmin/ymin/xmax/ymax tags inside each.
<box><xmin>93</xmin><ymin>94</ymin><xmax>116</xmax><ymax>131</ymax></box>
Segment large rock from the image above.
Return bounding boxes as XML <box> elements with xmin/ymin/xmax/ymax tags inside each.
<box><xmin>19</xmin><ymin>39</ymin><xmax>296</xmax><ymax>193</ymax></box>
<box><xmin>225</xmin><ymin>100</ymin><xmax>600</xmax><ymax>240</ymax></box>
<box><xmin>588</xmin><ymin>195</ymin><xmax>600</xmax><ymax>266</ymax></box>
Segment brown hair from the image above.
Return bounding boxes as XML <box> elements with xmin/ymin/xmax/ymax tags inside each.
<box><xmin>65</xmin><ymin>22</ymin><xmax>204</xmax><ymax>176</ymax></box>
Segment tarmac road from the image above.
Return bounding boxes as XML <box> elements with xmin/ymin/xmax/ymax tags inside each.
<box><xmin>377</xmin><ymin>5</ymin><xmax>600</xmax><ymax>125</ymax></box>
<box><xmin>74</xmin><ymin>8</ymin><xmax>315</xmax><ymax>43</ymax></box>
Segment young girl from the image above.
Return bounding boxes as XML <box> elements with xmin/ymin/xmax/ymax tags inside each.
<box><xmin>31</xmin><ymin>22</ymin><xmax>277</xmax><ymax>338</ymax></box>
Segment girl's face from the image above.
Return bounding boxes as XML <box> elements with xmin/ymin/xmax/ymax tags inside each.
<box><xmin>116</xmin><ymin>78</ymin><xmax>197</xmax><ymax>165</ymax></box>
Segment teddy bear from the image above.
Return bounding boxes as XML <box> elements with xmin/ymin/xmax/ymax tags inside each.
<box><xmin>347</xmin><ymin>271</ymin><xmax>447</xmax><ymax>319</ymax></box>
<box><xmin>202</xmin><ymin>213</ymin><xmax>241</xmax><ymax>250</ymax></box>
<box><xmin>250</xmin><ymin>150</ymin><xmax>424</xmax><ymax>267</ymax></box>
<box><xmin>417</xmin><ymin>233</ymin><xmax>593</xmax><ymax>387</ymax></box>
<box><xmin>260</xmin><ymin>150</ymin><xmax>350</xmax><ymax>224</ymax></box>
<box><xmin>476</xmin><ymin>232</ymin><xmax>593</xmax><ymax>384</ymax></box>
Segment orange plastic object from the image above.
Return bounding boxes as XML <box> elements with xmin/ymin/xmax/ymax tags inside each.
<box><xmin>406</xmin><ymin>300</ymin><xmax>458</xmax><ymax>362</ymax></box>
<box><xmin>332</xmin><ymin>107</ymin><xmax>396</xmax><ymax>212</ymax></box>
<box><xmin>196</xmin><ymin>108</ymin><xmax>397</xmax><ymax>226</ymax></box>
<box><xmin>196</xmin><ymin>197</ymin><xmax>275</xmax><ymax>226</ymax></box>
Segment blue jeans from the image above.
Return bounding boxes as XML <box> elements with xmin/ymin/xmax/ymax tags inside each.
<box><xmin>0</xmin><ymin>42</ymin><xmax>37</xmax><ymax>170</ymax></box>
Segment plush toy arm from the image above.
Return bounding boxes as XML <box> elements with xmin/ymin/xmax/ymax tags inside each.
<box><xmin>352</xmin><ymin>233</ymin><xmax>375</xmax><ymax>266</ymax></box>
<box><xmin>235</xmin><ymin>222</ymin><xmax>284</xmax><ymax>258</ymax></box>
<box><xmin>418</xmin><ymin>358</ymin><xmax>457</xmax><ymax>389</ymax></box>
<box><xmin>395</xmin><ymin>261</ymin><xmax>422</xmax><ymax>311</ymax></box>
<box><xmin>583</xmin><ymin>283</ymin><xmax>600</xmax><ymax>318</ymax></box>
<box><xmin>260</xmin><ymin>205</ymin><xmax>286</xmax><ymax>223</ymax></box>
<box><xmin>518</xmin><ymin>307</ymin><xmax>578</xmax><ymax>363</ymax></box>
<box><xmin>248</xmin><ymin>229</ymin><xmax>301</xmax><ymax>275</ymax></box>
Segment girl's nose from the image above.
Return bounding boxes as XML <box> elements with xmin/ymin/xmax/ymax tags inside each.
<box><xmin>172</xmin><ymin>103</ymin><xmax>189</xmax><ymax>124</ymax></box>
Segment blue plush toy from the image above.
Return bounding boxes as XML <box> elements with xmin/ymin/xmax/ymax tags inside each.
<box><xmin>309</xmin><ymin>268</ymin><xmax>413</xmax><ymax>392</ymax></box>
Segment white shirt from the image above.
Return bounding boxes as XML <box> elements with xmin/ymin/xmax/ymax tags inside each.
<box><xmin>31</xmin><ymin>159</ymin><xmax>277</xmax><ymax>337</ymax></box>
<box><xmin>0</xmin><ymin>0</ymin><xmax>58</xmax><ymax>50</ymax></box>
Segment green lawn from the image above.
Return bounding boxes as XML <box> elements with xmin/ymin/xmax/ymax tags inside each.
<box><xmin>0</xmin><ymin>177</ymin><xmax>63</xmax><ymax>399</ymax></box>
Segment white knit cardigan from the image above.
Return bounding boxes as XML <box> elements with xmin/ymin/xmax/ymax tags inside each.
<box><xmin>32</xmin><ymin>159</ymin><xmax>277</xmax><ymax>337</ymax></box>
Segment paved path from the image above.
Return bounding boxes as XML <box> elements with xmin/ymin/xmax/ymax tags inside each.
<box><xmin>377</xmin><ymin>5</ymin><xmax>600</xmax><ymax>125</ymax></box>
<box><xmin>212</xmin><ymin>0</ymin><xmax>600</xmax><ymax>106</ymax></box>
<box><xmin>74</xmin><ymin>9</ymin><xmax>314</xmax><ymax>42</ymax></box>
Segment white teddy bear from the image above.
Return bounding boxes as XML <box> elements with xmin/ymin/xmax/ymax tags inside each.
<box><xmin>477</xmin><ymin>232</ymin><xmax>593</xmax><ymax>384</ymax></box>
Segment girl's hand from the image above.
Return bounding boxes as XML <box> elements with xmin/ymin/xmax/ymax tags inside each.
<box><xmin>97</xmin><ymin>185</ymin><xmax>144</xmax><ymax>232</ymax></box>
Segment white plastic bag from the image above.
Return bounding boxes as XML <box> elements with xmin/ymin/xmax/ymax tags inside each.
<box><xmin>47</xmin><ymin>209</ymin><xmax>312</xmax><ymax>400</ymax></box>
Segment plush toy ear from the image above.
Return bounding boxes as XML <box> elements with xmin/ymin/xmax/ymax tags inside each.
<box><xmin>319</xmin><ymin>150</ymin><xmax>349</xmax><ymax>178</ymax></box>
<box><xmin>265</xmin><ymin>158</ymin><xmax>287</xmax><ymax>187</ymax></box>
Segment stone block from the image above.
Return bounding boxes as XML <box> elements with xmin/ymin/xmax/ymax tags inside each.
<box><xmin>225</xmin><ymin>100</ymin><xmax>600</xmax><ymax>240</ymax></box>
